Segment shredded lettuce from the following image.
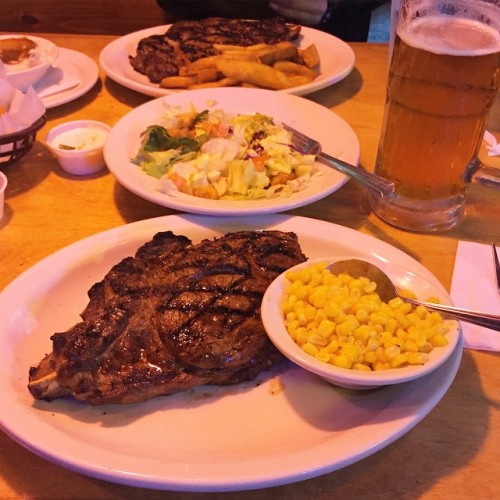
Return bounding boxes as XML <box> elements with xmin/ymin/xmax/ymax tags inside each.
<box><xmin>132</xmin><ymin>104</ymin><xmax>318</xmax><ymax>200</ymax></box>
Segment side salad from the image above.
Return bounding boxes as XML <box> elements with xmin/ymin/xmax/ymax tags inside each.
<box><xmin>132</xmin><ymin>104</ymin><xmax>318</xmax><ymax>200</ymax></box>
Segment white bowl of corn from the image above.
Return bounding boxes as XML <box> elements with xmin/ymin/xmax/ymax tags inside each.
<box><xmin>261</xmin><ymin>257</ymin><xmax>461</xmax><ymax>390</ymax></box>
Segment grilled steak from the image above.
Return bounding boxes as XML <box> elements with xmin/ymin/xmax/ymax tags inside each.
<box><xmin>129</xmin><ymin>17</ymin><xmax>301</xmax><ymax>83</ymax></box>
<box><xmin>28</xmin><ymin>230</ymin><xmax>306</xmax><ymax>405</ymax></box>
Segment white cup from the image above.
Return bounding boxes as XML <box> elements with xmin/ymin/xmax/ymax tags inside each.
<box><xmin>0</xmin><ymin>171</ymin><xmax>7</xmax><ymax>221</ymax></box>
<box><xmin>46</xmin><ymin>120</ymin><xmax>110</xmax><ymax>175</ymax></box>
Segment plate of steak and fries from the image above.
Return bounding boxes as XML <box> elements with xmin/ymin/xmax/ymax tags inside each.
<box><xmin>99</xmin><ymin>18</ymin><xmax>355</xmax><ymax>97</ymax></box>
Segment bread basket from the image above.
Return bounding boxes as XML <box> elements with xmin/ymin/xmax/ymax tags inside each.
<box><xmin>0</xmin><ymin>115</ymin><xmax>47</xmax><ymax>167</ymax></box>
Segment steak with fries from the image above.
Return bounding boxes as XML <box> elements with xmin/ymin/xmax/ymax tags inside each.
<box><xmin>28</xmin><ymin>230</ymin><xmax>306</xmax><ymax>405</ymax></box>
<box><xmin>129</xmin><ymin>17</ymin><xmax>301</xmax><ymax>83</ymax></box>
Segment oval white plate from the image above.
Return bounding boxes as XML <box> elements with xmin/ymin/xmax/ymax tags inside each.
<box><xmin>99</xmin><ymin>25</ymin><xmax>355</xmax><ymax>97</ymax></box>
<box><xmin>0</xmin><ymin>214</ymin><xmax>462</xmax><ymax>492</ymax></box>
<box><xmin>262</xmin><ymin>257</ymin><xmax>460</xmax><ymax>390</ymax></box>
<box><xmin>104</xmin><ymin>87</ymin><xmax>359</xmax><ymax>215</ymax></box>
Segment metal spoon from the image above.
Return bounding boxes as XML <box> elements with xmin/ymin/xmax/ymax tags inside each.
<box><xmin>328</xmin><ymin>259</ymin><xmax>500</xmax><ymax>332</ymax></box>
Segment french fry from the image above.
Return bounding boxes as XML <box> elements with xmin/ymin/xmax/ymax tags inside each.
<box><xmin>195</xmin><ymin>68</ymin><xmax>220</xmax><ymax>84</ymax></box>
<box><xmin>188</xmin><ymin>77</ymin><xmax>240</xmax><ymax>89</ymax></box>
<box><xmin>284</xmin><ymin>74</ymin><xmax>314</xmax><ymax>87</ymax></box>
<box><xmin>186</xmin><ymin>55</ymin><xmax>220</xmax><ymax>73</ymax></box>
<box><xmin>215</xmin><ymin>59</ymin><xmax>292</xmax><ymax>90</ymax></box>
<box><xmin>186</xmin><ymin>52</ymin><xmax>260</xmax><ymax>74</ymax></box>
<box><xmin>213</xmin><ymin>42</ymin><xmax>270</xmax><ymax>52</ymax></box>
<box><xmin>159</xmin><ymin>75</ymin><xmax>197</xmax><ymax>88</ymax></box>
<box><xmin>214</xmin><ymin>51</ymin><xmax>261</xmax><ymax>61</ymax></box>
<box><xmin>258</xmin><ymin>41</ymin><xmax>298</xmax><ymax>65</ymax></box>
<box><xmin>300</xmin><ymin>44</ymin><xmax>320</xmax><ymax>68</ymax></box>
<box><xmin>273</xmin><ymin>60</ymin><xmax>318</xmax><ymax>80</ymax></box>
<box><xmin>160</xmin><ymin>40</ymin><xmax>320</xmax><ymax>91</ymax></box>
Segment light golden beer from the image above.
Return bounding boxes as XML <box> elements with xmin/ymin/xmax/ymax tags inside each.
<box><xmin>371</xmin><ymin>12</ymin><xmax>500</xmax><ymax>231</ymax></box>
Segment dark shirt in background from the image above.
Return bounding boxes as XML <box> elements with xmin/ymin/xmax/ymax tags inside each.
<box><xmin>155</xmin><ymin>0</ymin><xmax>387</xmax><ymax>42</ymax></box>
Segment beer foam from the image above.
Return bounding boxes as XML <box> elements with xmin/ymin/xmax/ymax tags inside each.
<box><xmin>398</xmin><ymin>16</ymin><xmax>500</xmax><ymax>56</ymax></box>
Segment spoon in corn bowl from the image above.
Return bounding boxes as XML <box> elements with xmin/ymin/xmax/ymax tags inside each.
<box><xmin>328</xmin><ymin>259</ymin><xmax>500</xmax><ymax>332</ymax></box>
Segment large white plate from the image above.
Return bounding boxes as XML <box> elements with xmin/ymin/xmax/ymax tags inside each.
<box><xmin>0</xmin><ymin>215</ymin><xmax>462</xmax><ymax>492</ymax></box>
<box><xmin>104</xmin><ymin>87</ymin><xmax>359</xmax><ymax>215</ymax></box>
<box><xmin>99</xmin><ymin>25</ymin><xmax>355</xmax><ymax>97</ymax></box>
<box><xmin>36</xmin><ymin>48</ymin><xmax>99</xmax><ymax>109</ymax></box>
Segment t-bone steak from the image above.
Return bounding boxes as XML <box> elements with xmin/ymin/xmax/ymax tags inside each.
<box><xmin>28</xmin><ymin>230</ymin><xmax>306</xmax><ymax>405</ymax></box>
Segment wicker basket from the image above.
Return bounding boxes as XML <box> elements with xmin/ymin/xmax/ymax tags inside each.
<box><xmin>0</xmin><ymin>115</ymin><xmax>47</xmax><ymax>168</ymax></box>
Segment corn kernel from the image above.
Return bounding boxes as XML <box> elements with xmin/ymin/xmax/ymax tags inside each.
<box><xmin>353</xmin><ymin>363</ymin><xmax>372</xmax><ymax>371</ymax></box>
<box><xmin>429</xmin><ymin>334</ymin><xmax>448</xmax><ymax>347</ymax></box>
<box><xmin>363</xmin><ymin>281</ymin><xmax>377</xmax><ymax>294</ymax></box>
<box><xmin>364</xmin><ymin>351</ymin><xmax>378</xmax><ymax>364</ymax></box>
<box><xmin>315</xmin><ymin>350</ymin><xmax>331</xmax><ymax>363</ymax></box>
<box><xmin>404</xmin><ymin>339</ymin><xmax>419</xmax><ymax>352</ymax></box>
<box><xmin>355</xmin><ymin>308</ymin><xmax>370</xmax><ymax>323</ymax></box>
<box><xmin>336</xmin><ymin>316</ymin><xmax>359</xmax><ymax>336</ymax></box>
<box><xmin>399</xmin><ymin>289</ymin><xmax>416</xmax><ymax>299</ymax></box>
<box><xmin>308</xmin><ymin>334</ymin><xmax>328</xmax><ymax>347</ymax></box>
<box><xmin>298</xmin><ymin>268</ymin><xmax>311</xmax><ymax>283</ymax></box>
<box><xmin>385</xmin><ymin>344</ymin><xmax>400</xmax><ymax>359</ymax></box>
<box><xmin>295</xmin><ymin>328</ymin><xmax>308</xmax><ymax>346</ymax></box>
<box><xmin>331</xmin><ymin>354</ymin><xmax>352</xmax><ymax>369</ymax></box>
<box><xmin>388</xmin><ymin>297</ymin><xmax>405</xmax><ymax>309</ymax></box>
<box><xmin>341</xmin><ymin>343</ymin><xmax>362</xmax><ymax>363</ymax></box>
<box><xmin>317</xmin><ymin>319</ymin><xmax>336</xmax><ymax>337</ymax></box>
<box><xmin>296</xmin><ymin>308</ymin><xmax>308</xmax><ymax>326</ymax></box>
<box><xmin>325</xmin><ymin>339</ymin><xmax>339</xmax><ymax>353</ymax></box>
<box><xmin>390</xmin><ymin>353</ymin><xmax>409</xmax><ymax>368</ymax></box>
<box><xmin>324</xmin><ymin>300</ymin><xmax>340</xmax><ymax>319</ymax></box>
<box><xmin>408</xmin><ymin>352</ymin><xmax>429</xmax><ymax>365</ymax></box>
<box><xmin>370</xmin><ymin>312</ymin><xmax>389</xmax><ymax>325</ymax></box>
<box><xmin>415</xmin><ymin>305</ymin><xmax>428</xmax><ymax>320</ymax></box>
<box><xmin>429</xmin><ymin>311</ymin><xmax>444</xmax><ymax>324</ymax></box>
<box><xmin>302</xmin><ymin>342</ymin><xmax>319</xmax><ymax>356</ymax></box>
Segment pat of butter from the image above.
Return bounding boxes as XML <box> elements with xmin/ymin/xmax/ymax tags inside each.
<box><xmin>54</xmin><ymin>126</ymin><xmax>108</xmax><ymax>151</ymax></box>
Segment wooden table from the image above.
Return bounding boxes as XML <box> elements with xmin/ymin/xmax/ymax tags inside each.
<box><xmin>1</xmin><ymin>33</ymin><xmax>499</xmax><ymax>500</ymax></box>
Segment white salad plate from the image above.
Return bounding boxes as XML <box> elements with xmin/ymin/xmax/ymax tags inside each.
<box><xmin>34</xmin><ymin>48</ymin><xmax>99</xmax><ymax>109</ymax></box>
<box><xmin>99</xmin><ymin>25</ymin><xmax>355</xmax><ymax>97</ymax></box>
<box><xmin>0</xmin><ymin>214</ymin><xmax>462</xmax><ymax>492</ymax></box>
<box><xmin>104</xmin><ymin>87</ymin><xmax>359</xmax><ymax>215</ymax></box>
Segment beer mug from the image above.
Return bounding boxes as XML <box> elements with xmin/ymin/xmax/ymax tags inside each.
<box><xmin>369</xmin><ymin>0</ymin><xmax>500</xmax><ymax>232</ymax></box>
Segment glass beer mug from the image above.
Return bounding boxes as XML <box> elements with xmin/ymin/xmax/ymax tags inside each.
<box><xmin>369</xmin><ymin>0</ymin><xmax>500</xmax><ymax>232</ymax></box>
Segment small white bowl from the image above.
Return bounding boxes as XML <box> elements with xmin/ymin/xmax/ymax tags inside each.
<box><xmin>0</xmin><ymin>35</ymin><xmax>59</xmax><ymax>91</ymax></box>
<box><xmin>261</xmin><ymin>257</ymin><xmax>461</xmax><ymax>390</ymax></box>
<box><xmin>46</xmin><ymin>120</ymin><xmax>110</xmax><ymax>175</ymax></box>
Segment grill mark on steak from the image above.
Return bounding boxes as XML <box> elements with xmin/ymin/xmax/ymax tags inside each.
<box><xmin>28</xmin><ymin>230</ymin><xmax>306</xmax><ymax>405</ymax></box>
<box><xmin>129</xmin><ymin>17</ymin><xmax>301</xmax><ymax>83</ymax></box>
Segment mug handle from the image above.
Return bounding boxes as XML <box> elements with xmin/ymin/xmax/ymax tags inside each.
<box><xmin>467</xmin><ymin>159</ymin><xmax>500</xmax><ymax>188</ymax></box>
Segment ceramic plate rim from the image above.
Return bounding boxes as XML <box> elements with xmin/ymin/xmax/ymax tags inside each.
<box><xmin>103</xmin><ymin>87</ymin><xmax>359</xmax><ymax>215</ymax></box>
<box><xmin>99</xmin><ymin>25</ymin><xmax>355</xmax><ymax>97</ymax></box>
<box><xmin>0</xmin><ymin>214</ymin><xmax>463</xmax><ymax>492</ymax></box>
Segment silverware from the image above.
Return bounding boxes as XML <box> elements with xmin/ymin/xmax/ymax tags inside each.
<box><xmin>328</xmin><ymin>258</ymin><xmax>500</xmax><ymax>332</ymax></box>
<box><xmin>283</xmin><ymin>123</ymin><xmax>396</xmax><ymax>198</ymax></box>
<box><xmin>493</xmin><ymin>242</ymin><xmax>500</xmax><ymax>294</ymax></box>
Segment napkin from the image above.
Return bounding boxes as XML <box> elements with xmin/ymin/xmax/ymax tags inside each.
<box><xmin>35</xmin><ymin>65</ymin><xmax>80</xmax><ymax>98</ymax></box>
<box><xmin>0</xmin><ymin>77</ymin><xmax>45</xmax><ymax>135</ymax></box>
<box><xmin>450</xmin><ymin>241</ymin><xmax>500</xmax><ymax>351</ymax></box>
<box><xmin>483</xmin><ymin>130</ymin><xmax>500</xmax><ymax>156</ymax></box>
